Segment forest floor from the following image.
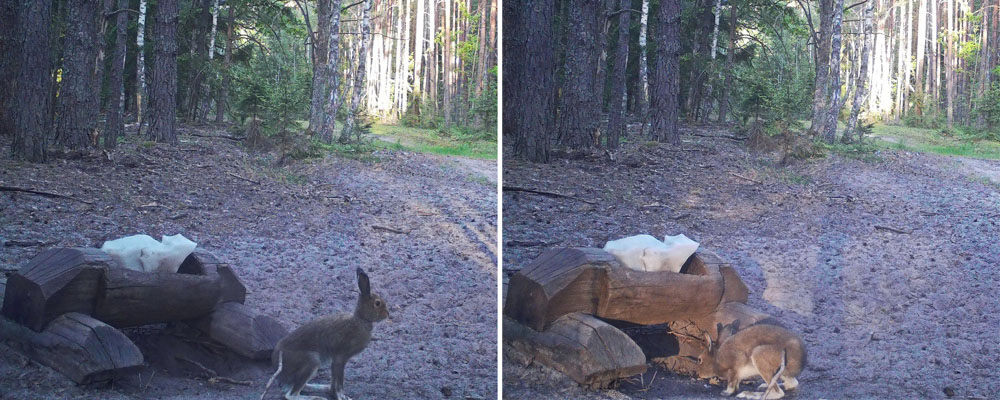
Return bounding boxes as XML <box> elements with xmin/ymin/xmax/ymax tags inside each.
<box><xmin>0</xmin><ymin>124</ymin><xmax>498</xmax><ymax>400</ymax></box>
<box><xmin>502</xmin><ymin>124</ymin><xmax>1000</xmax><ymax>399</ymax></box>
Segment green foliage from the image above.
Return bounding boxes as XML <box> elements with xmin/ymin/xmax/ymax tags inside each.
<box><xmin>902</xmin><ymin>113</ymin><xmax>944</xmax><ymax>130</ymax></box>
<box><xmin>973</xmin><ymin>82</ymin><xmax>1000</xmax><ymax>136</ymax></box>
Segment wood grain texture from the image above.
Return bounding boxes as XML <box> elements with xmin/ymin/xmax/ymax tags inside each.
<box><xmin>191</xmin><ymin>301</ymin><xmax>287</xmax><ymax>359</ymax></box>
<box><xmin>504</xmin><ymin>313</ymin><xmax>646</xmax><ymax>388</ymax></box>
<box><xmin>27</xmin><ymin>312</ymin><xmax>143</xmax><ymax>384</ymax></box>
<box><xmin>95</xmin><ymin>266</ymin><xmax>221</xmax><ymax>327</ymax></box>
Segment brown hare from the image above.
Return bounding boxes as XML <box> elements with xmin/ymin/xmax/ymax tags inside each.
<box><xmin>261</xmin><ymin>268</ymin><xmax>389</xmax><ymax>400</ymax></box>
<box><xmin>696</xmin><ymin>323</ymin><xmax>806</xmax><ymax>400</ymax></box>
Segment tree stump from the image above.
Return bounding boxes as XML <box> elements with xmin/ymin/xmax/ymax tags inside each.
<box><xmin>25</xmin><ymin>312</ymin><xmax>144</xmax><ymax>384</ymax></box>
<box><xmin>1</xmin><ymin>248</ymin><xmax>113</xmax><ymax>331</ymax></box>
<box><xmin>191</xmin><ymin>301</ymin><xmax>288</xmax><ymax>360</ymax></box>
<box><xmin>504</xmin><ymin>247</ymin><xmax>746</xmax><ymax>331</ymax></box>
<box><xmin>504</xmin><ymin>313</ymin><xmax>646</xmax><ymax>388</ymax></box>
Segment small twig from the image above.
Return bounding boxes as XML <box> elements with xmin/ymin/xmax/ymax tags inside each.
<box><xmin>874</xmin><ymin>225</ymin><xmax>911</xmax><ymax>234</ymax></box>
<box><xmin>208</xmin><ymin>376</ymin><xmax>253</xmax><ymax>386</ymax></box>
<box><xmin>187</xmin><ymin>132</ymin><xmax>246</xmax><ymax>141</ymax></box>
<box><xmin>176</xmin><ymin>356</ymin><xmax>252</xmax><ymax>386</ymax></box>
<box><xmin>143</xmin><ymin>370</ymin><xmax>155</xmax><ymax>392</ymax></box>
<box><xmin>687</xmin><ymin>133</ymin><xmax>748</xmax><ymax>140</ymax></box>
<box><xmin>505</xmin><ymin>240</ymin><xmax>564</xmax><ymax>248</ymax></box>
<box><xmin>503</xmin><ymin>186</ymin><xmax>597</xmax><ymax>204</ymax></box>
<box><xmin>372</xmin><ymin>225</ymin><xmax>408</xmax><ymax>234</ymax></box>
<box><xmin>670</xmin><ymin>213</ymin><xmax>691</xmax><ymax>220</ymax></box>
<box><xmin>226</xmin><ymin>172</ymin><xmax>261</xmax><ymax>185</ymax></box>
<box><xmin>3</xmin><ymin>239</ymin><xmax>59</xmax><ymax>247</ymax></box>
<box><xmin>729</xmin><ymin>172</ymin><xmax>762</xmax><ymax>184</ymax></box>
<box><xmin>177</xmin><ymin>356</ymin><xmax>217</xmax><ymax>376</ymax></box>
<box><xmin>168</xmin><ymin>213</ymin><xmax>188</xmax><ymax>220</ymax></box>
<box><xmin>0</xmin><ymin>185</ymin><xmax>94</xmax><ymax>204</ymax></box>
<box><xmin>639</xmin><ymin>369</ymin><xmax>658</xmax><ymax>392</ymax></box>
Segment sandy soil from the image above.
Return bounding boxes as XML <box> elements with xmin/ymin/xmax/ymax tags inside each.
<box><xmin>0</xmin><ymin>125</ymin><xmax>497</xmax><ymax>400</ymax></box>
<box><xmin>502</xmin><ymin>125</ymin><xmax>1000</xmax><ymax>399</ymax></box>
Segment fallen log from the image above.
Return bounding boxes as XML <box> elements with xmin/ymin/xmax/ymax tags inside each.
<box><xmin>94</xmin><ymin>266</ymin><xmax>221</xmax><ymax>327</ymax></box>
<box><xmin>504</xmin><ymin>313</ymin><xmax>646</xmax><ymax>388</ymax></box>
<box><xmin>191</xmin><ymin>302</ymin><xmax>287</xmax><ymax>360</ymax></box>
<box><xmin>25</xmin><ymin>313</ymin><xmax>143</xmax><ymax>384</ymax></box>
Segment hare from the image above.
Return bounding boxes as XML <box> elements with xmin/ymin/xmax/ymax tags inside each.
<box><xmin>262</xmin><ymin>268</ymin><xmax>389</xmax><ymax>400</ymax></box>
<box><xmin>696</xmin><ymin>323</ymin><xmax>806</xmax><ymax>400</ymax></box>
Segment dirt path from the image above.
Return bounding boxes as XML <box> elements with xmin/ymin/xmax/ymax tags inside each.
<box><xmin>0</xmin><ymin>126</ymin><xmax>497</xmax><ymax>400</ymax></box>
<box><xmin>502</xmin><ymin>126</ymin><xmax>1000</xmax><ymax>399</ymax></box>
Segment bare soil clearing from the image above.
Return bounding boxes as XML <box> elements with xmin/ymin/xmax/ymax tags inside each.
<box><xmin>0</xmin><ymin>125</ymin><xmax>497</xmax><ymax>400</ymax></box>
<box><xmin>502</xmin><ymin>125</ymin><xmax>1000</xmax><ymax>399</ymax></box>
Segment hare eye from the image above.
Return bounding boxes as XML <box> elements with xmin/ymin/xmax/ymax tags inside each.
<box><xmin>375</xmin><ymin>300</ymin><xmax>382</xmax><ymax>307</ymax></box>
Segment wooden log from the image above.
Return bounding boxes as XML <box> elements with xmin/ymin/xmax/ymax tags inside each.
<box><xmin>504</xmin><ymin>247</ymin><xmax>725</xmax><ymax>330</ymax></box>
<box><xmin>27</xmin><ymin>312</ymin><xmax>143</xmax><ymax>384</ymax></box>
<box><xmin>191</xmin><ymin>301</ymin><xmax>287</xmax><ymax>360</ymax></box>
<box><xmin>503</xmin><ymin>313</ymin><xmax>646</xmax><ymax>388</ymax></box>
<box><xmin>1</xmin><ymin>248</ymin><xmax>113</xmax><ymax>331</ymax></box>
<box><xmin>179</xmin><ymin>249</ymin><xmax>247</xmax><ymax>304</ymax></box>
<box><xmin>94</xmin><ymin>266</ymin><xmax>221</xmax><ymax>327</ymax></box>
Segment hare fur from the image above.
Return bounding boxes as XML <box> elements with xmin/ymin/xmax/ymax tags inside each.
<box><xmin>696</xmin><ymin>323</ymin><xmax>806</xmax><ymax>400</ymax></box>
<box><xmin>262</xmin><ymin>268</ymin><xmax>389</xmax><ymax>400</ymax></box>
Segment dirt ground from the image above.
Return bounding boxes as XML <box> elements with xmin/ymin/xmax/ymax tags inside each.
<box><xmin>0</xmin><ymin>125</ymin><xmax>497</xmax><ymax>400</ymax></box>
<box><xmin>502</xmin><ymin>125</ymin><xmax>1000</xmax><ymax>399</ymax></box>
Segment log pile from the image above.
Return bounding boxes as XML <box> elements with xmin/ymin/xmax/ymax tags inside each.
<box><xmin>0</xmin><ymin>247</ymin><xmax>287</xmax><ymax>384</ymax></box>
<box><xmin>503</xmin><ymin>246</ymin><xmax>779</xmax><ymax>388</ymax></box>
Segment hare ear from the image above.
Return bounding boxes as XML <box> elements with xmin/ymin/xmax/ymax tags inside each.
<box><xmin>703</xmin><ymin>332</ymin><xmax>713</xmax><ymax>351</ymax></box>
<box><xmin>356</xmin><ymin>268</ymin><xmax>371</xmax><ymax>298</ymax></box>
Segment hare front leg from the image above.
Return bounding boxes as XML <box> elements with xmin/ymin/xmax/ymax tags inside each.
<box><xmin>331</xmin><ymin>358</ymin><xmax>351</xmax><ymax>400</ymax></box>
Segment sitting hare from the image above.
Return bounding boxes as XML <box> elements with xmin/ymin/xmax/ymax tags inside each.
<box><xmin>262</xmin><ymin>268</ymin><xmax>389</xmax><ymax>400</ymax></box>
<box><xmin>696</xmin><ymin>323</ymin><xmax>806</xmax><ymax>400</ymax></box>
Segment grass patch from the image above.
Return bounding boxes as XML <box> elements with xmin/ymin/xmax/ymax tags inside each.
<box><xmin>371</xmin><ymin>124</ymin><xmax>496</xmax><ymax>159</ymax></box>
<box><xmin>870</xmin><ymin>124</ymin><xmax>1000</xmax><ymax>160</ymax></box>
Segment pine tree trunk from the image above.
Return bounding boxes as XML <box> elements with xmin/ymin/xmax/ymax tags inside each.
<box><xmin>810</xmin><ymin>0</ymin><xmax>834</xmax><ymax>137</ymax></box>
<box><xmin>340</xmin><ymin>0</ymin><xmax>372</xmax><ymax>143</ymax></box>
<box><xmin>415</xmin><ymin>0</ymin><xmax>425</xmax><ymax>99</ymax></box>
<box><xmin>845</xmin><ymin>0</ymin><xmax>874</xmax><ymax>143</ymax></box>
<box><xmin>606</xmin><ymin>0</ymin><xmax>630</xmax><ymax>149</ymax></box>
<box><xmin>0</xmin><ymin>1</ymin><xmax>15</xmax><ymax>137</ymax></box>
<box><xmin>717</xmin><ymin>2</ymin><xmax>736</xmax><ymax>123</ymax></box>
<box><xmin>443</xmin><ymin>0</ymin><xmax>452</xmax><ymax>127</ymax></box>
<box><xmin>11</xmin><ymin>0</ymin><xmax>52</xmax><ymax>162</ymax></box>
<box><xmin>650</xmin><ymin>0</ymin><xmax>681</xmax><ymax>144</ymax></box>
<box><xmin>915</xmin><ymin>0</ymin><xmax>926</xmax><ymax>108</ymax></box>
<box><xmin>320</xmin><ymin>0</ymin><xmax>345</xmax><ymax>143</ymax></box>
<box><xmin>823</xmin><ymin>0</ymin><xmax>844</xmax><ymax>143</ymax></box>
<box><xmin>309</xmin><ymin>0</ymin><xmax>332</xmax><ymax>132</ymax></box>
<box><xmin>557</xmin><ymin>0</ymin><xmax>602</xmax><ymax>149</ymax></box>
<box><xmin>427</xmin><ymin>0</ymin><xmax>437</xmax><ymax>113</ymax></box>
<box><xmin>148</xmin><ymin>0</ymin><xmax>178</xmax><ymax>144</ymax></box>
<box><xmin>506</xmin><ymin>0</ymin><xmax>555</xmax><ymax>162</ymax></box>
<box><xmin>216</xmin><ymin>5</ymin><xmax>233</xmax><ymax>123</ymax></box>
<box><xmin>104</xmin><ymin>0</ymin><xmax>129</xmax><ymax>149</ymax></box>
<box><xmin>55</xmin><ymin>0</ymin><xmax>100</xmax><ymax>149</ymax></box>
<box><xmin>946</xmin><ymin>0</ymin><xmax>954</xmax><ymax>128</ymax></box>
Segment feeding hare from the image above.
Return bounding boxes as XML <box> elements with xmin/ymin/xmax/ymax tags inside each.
<box><xmin>696</xmin><ymin>323</ymin><xmax>806</xmax><ymax>400</ymax></box>
<box><xmin>261</xmin><ymin>268</ymin><xmax>389</xmax><ymax>400</ymax></box>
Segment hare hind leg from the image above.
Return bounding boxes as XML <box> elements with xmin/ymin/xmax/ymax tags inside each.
<box><xmin>280</xmin><ymin>351</ymin><xmax>324</xmax><ymax>400</ymax></box>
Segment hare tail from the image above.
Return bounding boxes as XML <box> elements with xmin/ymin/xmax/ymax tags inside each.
<box><xmin>261</xmin><ymin>351</ymin><xmax>283</xmax><ymax>400</ymax></box>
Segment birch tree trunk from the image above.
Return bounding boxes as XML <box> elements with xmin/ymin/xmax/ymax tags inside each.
<box><xmin>340</xmin><ymin>0</ymin><xmax>372</xmax><ymax>143</ymax></box>
<box><xmin>638</xmin><ymin>0</ymin><xmax>650</xmax><ymax>120</ymax></box>
<box><xmin>443</xmin><ymin>0</ymin><xmax>452</xmax><ymax>127</ymax></box>
<box><xmin>650</xmin><ymin>0</ymin><xmax>681</xmax><ymax>144</ymax></box>
<box><xmin>309</xmin><ymin>0</ymin><xmax>332</xmax><ymax>132</ymax></box>
<box><xmin>844</xmin><ymin>0</ymin><xmax>874</xmax><ymax>143</ymax></box>
<box><xmin>822</xmin><ymin>0</ymin><xmax>844</xmax><ymax>143</ymax></box>
<box><xmin>702</xmin><ymin>0</ymin><xmax>722</xmax><ymax>119</ymax></box>
<box><xmin>606</xmin><ymin>0</ymin><xmax>630</xmax><ymax>149</ymax></box>
<box><xmin>320</xmin><ymin>0</ymin><xmax>345</xmax><ymax>143</ymax></box>
<box><xmin>809</xmin><ymin>0</ymin><xmax>834</xmax><ymax>137</ymax></box>
<box><xmin>136</xmin><ymin>0</ymin><xmax>147</xmax><ymax>129</ymax></box>
<box><xmin>215</xmin><ymin>5</ymin><xmax>233</xmax><ymax>123</ymax></box>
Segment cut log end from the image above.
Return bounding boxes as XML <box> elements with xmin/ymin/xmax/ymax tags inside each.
<box><xmin>26</xmin><ymin>312</ymin><xmax>143</xmax><ymax>384</ymax></box>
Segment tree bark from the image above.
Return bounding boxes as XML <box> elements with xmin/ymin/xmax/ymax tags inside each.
<box><xmin>717</xmin><ymin>2</ymin><xmax>736</xmax><ymax>123</ymax></box>
<box><xmin>148</xmin><ymin>0</ymin><xmax>178</xmax><ymax>144</ymax></box>
<box><xmin>104</xmin><ymin>0</ymin><xmax>129</xmax><ymax>149</ymax></box>
<box><xmin>215</xmin><ymin>5</ymin><xmax>233</xmax><ymax>123</ymax></box>
<box><xmin>650</xmin><ymin>0</ymin><xmax>681</xmax><ymax>144</ymax></box>
<box><xmin>0</xmin><ymin>1</ymin><xmax>16</xmax><ymax>137</ymax></box>
<box><xmin>415</xmin><ymin>0</ymin><xmax>425</xmax><ymax>99</ymax></box>
<box><xmin>11</xmin><ymin>0</ymin><xmax>52</xmax><ymax>162</ymax></box>
<box><xmin>809</xmin><ymin>0</ymin><xmax>834</xmax><ymax>137</ymax></box>
<box><xmin>309</xmin><ymin>0</ymin><xmax>332</xmax><ymax>132</ymax></box>
<box><xmin>638</xmin><ymin>0</ymin><xmax>650</xmax><ymax>120</ymax></box>
<box><xmin>946</xmin><ymin>0</ymin><xmax>954</xmax><ymax>128</ymax></box>
<box><xmin>557</xmin><ymin>0</ymin><xmax>602</xmax><ymax>150</ymax></box>
<box><xmin>915</xmin><ymin>0</ymin><xmax>927</xmax><ymax>106</ymax></box>
<box><xmin>822</xmin><ymin>0</ymin><xmax>844</xmax><ymax>143</ymax></box>
<box><xmin>506</xmin><ymin>0</ymin><xmax>555</xmax><ymax>162</ymax></box>
<box><xmin>340</xmin><ymin>0</ymin><xmax>372</xmax><ymax>143</ymax></box>
<box><xmin>606</xmin><ymin>0</ymin><xmax>630</xmax><ymax>149</ymax></box>
<box><xmin>55</xmin><ymin>0</ymin><xmax>101</xmax><ymax>150</ymax></box>
<box><xmin>844</xmin><ymin>0</ymin><xmax>874</xmax><ymax>143</ymax></box>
